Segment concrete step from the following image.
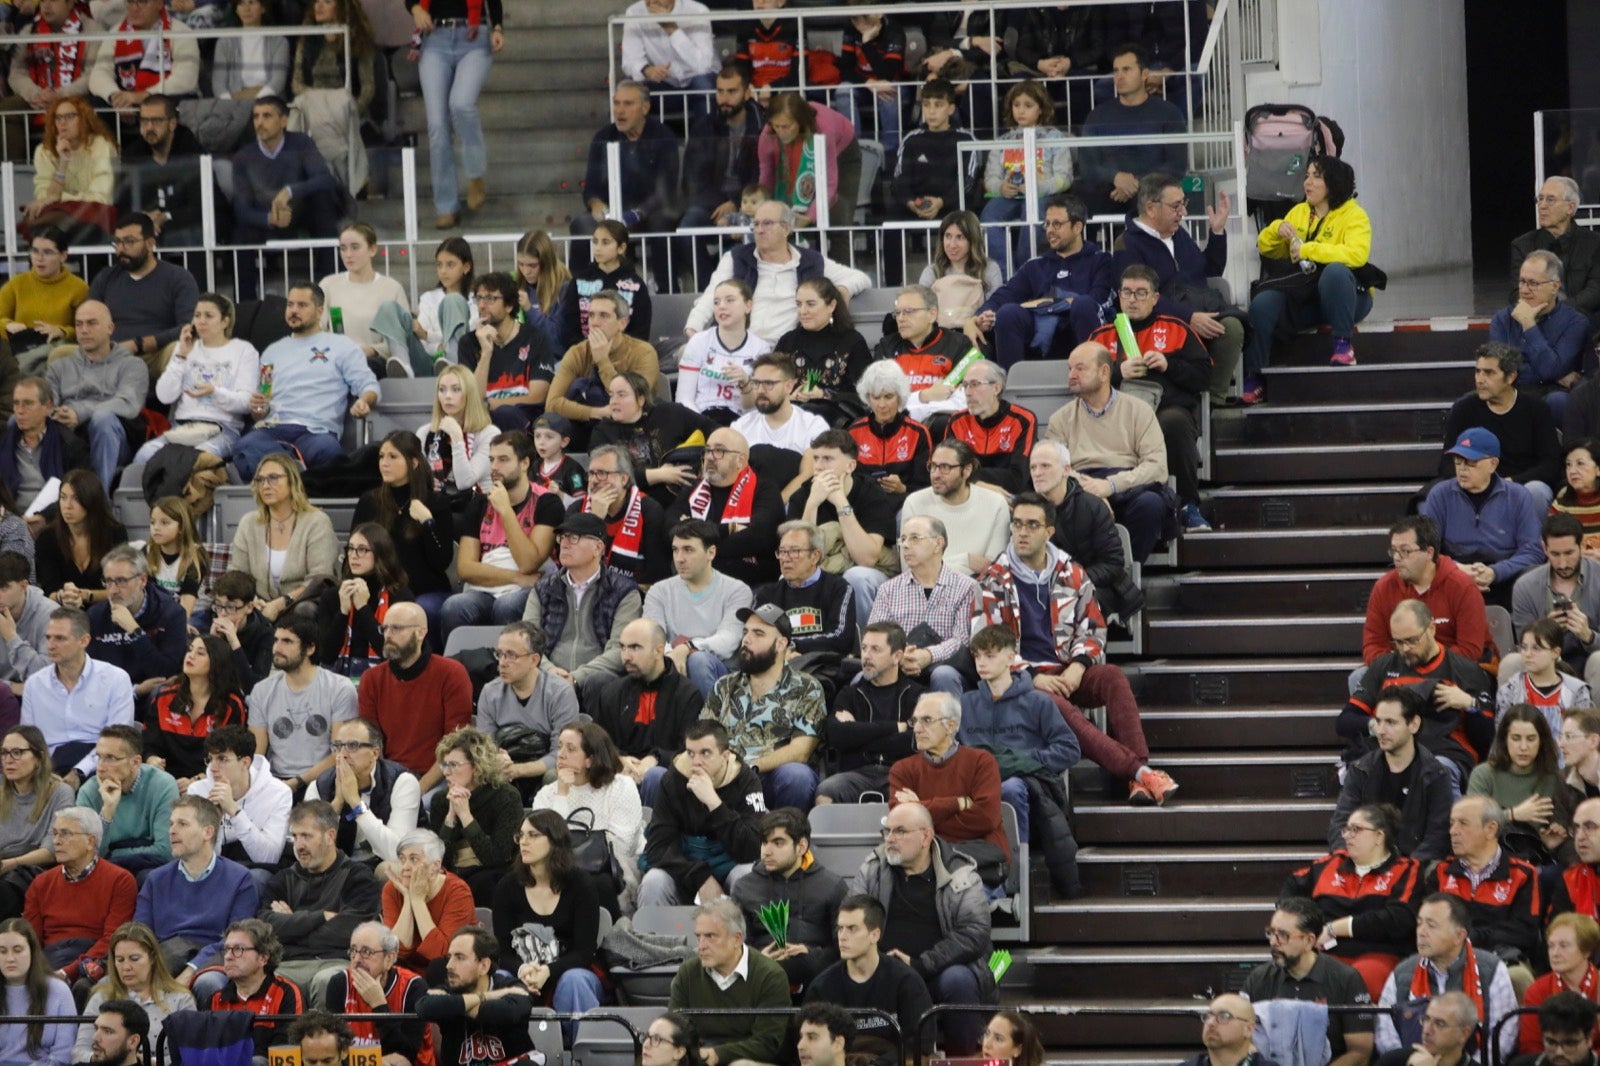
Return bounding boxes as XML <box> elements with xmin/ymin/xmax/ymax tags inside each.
<box><xmin>1074</xmin><ymin>797</ymin><xmax>1336</xmax><ymax>845</ymax></box>
<box><xmin>1151</xmin><ymin>568</ymin><xmax>1382</xmax><ymax>615</ymax></box>
<box><xmin>1125</xmin><ymin>658</ymin><xmax>1355</xmax><ymax>707</ymax></box>
<box><xmin>1260</xmin><ymin>361</ymin><xmax>1473</xmax><ymax>404</ymax></box>
<box><xmin>1024</xmin><ymin>945</ymin><xmax>1263</xmax><ymax>998</ymax></box>
<box><xmin>1211</xmin><ymin>442</ymin><xmax>1438</xmax><ymax>482</ymax></box>
<box><xmin>1176</xmin><ymin>526</ymin><xmax>1389</xmax><ymax>567</ymax></box>
<box><xmin>1277</xmin><ymin>327</ymin><xmax>1481</xmax><ymax>366</ymax></box>
<box><xmin>1213</xmin><ymin>399</ymin><xmax>1454</xmax><ymax>447</ymax></box>
<box><xmin>1035</xmin><ymin>895</ymin><xmax>1275</xmax><ymax>944</ymax></box>
<box><xmin>1125</xmin><ymin>750</ymin><xmax>1341</xmax><ymax>801</ymax></box>
<box><xmin>1206</xmin><ymin>482</ymin><xmax>1424</xmax><ymax>529</ymax></box>
<box><xmin>1139</xmin><ymin>704</ymin><xmax>1340</xmax><ymax>750</ymax></box>
<box><xmin>1077</xmin><ymin>844</ymin><xmax>1319</xmax><ymax>898</ymax></box>
<box><xmin>1146</xmin><ymin>612</ymin><xmax>1362</xmax><ymax>656</ymax></box>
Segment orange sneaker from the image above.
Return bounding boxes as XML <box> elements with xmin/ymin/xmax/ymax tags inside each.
<box><xmin>1137</xmin><ymin>767</ymin><xmax>1179</xmax><ymax>806</ymax></box>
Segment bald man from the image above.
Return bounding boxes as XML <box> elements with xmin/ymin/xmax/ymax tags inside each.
<box><xmin>46</xmin><ymin>298</ymin><xmax>150</xmax><ymax>491</ymax></box>
<box><xmin>1375</xmin><ymin>990</ymin><xmax>1476</xmax><ymax>1066</ymax></box>
<box><xmin>596</xmin><ymin>617</ymin><xmax>706</xmax><ymax>806</ymax></box>
<box><xmin>1181</xmin><ymin>994</ymin><xmax>1267</xmax><ymax>1066</ymax></box>
<box><xmin>665</xmin><ymin>426</ymin><xmax>786</xmax><ymax>587</ymax></box>
<box><xmin>1424</xmin><ymin>795</ymin><xmax>1541</xmax><ymax>996</ymax></box>
<box><xmin>356</xmin><ymin>601</ymin><xmax>474</xmax><ymax>792</ymax></box>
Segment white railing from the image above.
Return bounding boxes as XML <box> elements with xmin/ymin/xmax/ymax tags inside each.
<box><xmin>0</xmin><ymin>24</ymin><xmax>355</xmax><ymax>178</ymax></box>
<box><xmin>1533</xmin><ymin>109</ymin><xmax>1600</xmax><ymax>230</ymax></box>
<box><xmin>1234</xmin><ymin>0</ymin><xmax>1277</xmax><ymax>67</ymax></box>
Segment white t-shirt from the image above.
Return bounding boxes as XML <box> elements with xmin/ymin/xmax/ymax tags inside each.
<box><xmin>731</xmin><ymin>405</ymin><xmax>830</xmax><ymax>454</ymax></box>
<box><xmin>676</xmin><ymin>328</ymin><xmax>772</xmax><ymax>415</ymax></box>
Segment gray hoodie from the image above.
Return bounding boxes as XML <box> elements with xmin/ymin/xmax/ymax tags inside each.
<box><xmin>45</xmin><ymin>347</ymin><xmax>148</xmax><ymax>423</ymax></box>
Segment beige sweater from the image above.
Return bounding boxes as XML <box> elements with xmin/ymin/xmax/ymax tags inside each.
<box><xmin>227</xmin><ymin>507</ymin><xmax>339</xmax><ymax>597</ymax></box>
<box><xmin>1044</xmin><ymin>390</ymin><xmax>1168</xmax><ymax>491</ymax></box>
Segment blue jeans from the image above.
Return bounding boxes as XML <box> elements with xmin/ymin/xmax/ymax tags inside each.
<box><xmin>980</xmin><ymin>196</ymin><xmax>1046</xmax><ymax>275</ymax></box>
<box><xmin>833</xmin><ymin>84</ymin><xmax>901</xmax><ymax>155</ymax></box>
<box><xmin>134</xmin><ymin>423</ymin><xmax>242</xmax><ymax>466</ymax></box>
<box><xmin>685</xmin><ymin>649</ymin><xmax>729</xmax><ymax>699</ymax></box>
<box><xmin>85</xmin><ymin>409</ymin><xmax>131</xmax><ymax>491</ymax></box>
<box><xmin>441</xmin><ymin>588</ymin><xmax>532</xmax><ymax>634</ymax></box>
<box><xmin>232</xmin><ymin>424</ymin><xmax>345</xmax><ymax>480</ymax></box>
<box><xmin>646</xmin><ymin>73</ymin><xmax>717</xmax><ymax>126</ymax></box>
<box><xmin>415</xmin><ymin>590</ymin><xmax>450</xmax><ymax>651</ymax></box>
<box><xmin>639</xmin><ymin>764</ymin><xmax>668</xmax><ymax>807</ymax></box>
<box><xmin>762</xmin><ymin>763</ymin><xmax>818</xmax><ymax>810</ymax></box>
<box><xmin>931</xmin><ymin>966</ymin><xmax>988</xmax><ymax>1054</ymax></box>
<box><xmin>419</xmin><ymin>24</ymin><xmax>493</xmax><ymax>216</ymax></box>
<box><xmin>843</xmin><ymin>566</ymin><xmax>888</xmax><ymax>633</ymax></box>
<box><xmin>1000</xmin><ymin>777</ymin><xmax>1031</xmax><ymax>840</ymax></box>
<box><xmin>552</xmin><ymin>967</ymin><xmax>607</xmax><ymax>1038</ymax></box>
<box><xmin>1244</xmin><ymin>262</ymin><xmax>1374</xmax><ymax>376</ymax></box>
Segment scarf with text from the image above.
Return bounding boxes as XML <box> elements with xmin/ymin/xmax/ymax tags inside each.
<box><xmin>27</xmin><ymin>5</ymin><xmax>92</xmax><ymax>91</ymax></box>
<box><xmin>686</xmin><ymin>465</ymin><xmax>757</xmax><ymax>526</ymax></box>
<box><xmin>112</xmin><ymin>10</ymin><xmax>174</xmax><ymax>92</ymax></box>
<box><xmin>1409</xmin><ymin>939</ymin><xmax>1486</xmax><ymax>1023</ymax></box>
<box><xmin>587</xmin><ymin>486</ymin><xmax>646</xmax><ymax>565</ymax></box>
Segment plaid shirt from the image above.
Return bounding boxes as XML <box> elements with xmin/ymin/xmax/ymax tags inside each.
<box><xmin>868</xmin><ymin>565</ymin><xmax>980</xmax><ymax>664</ymax></box>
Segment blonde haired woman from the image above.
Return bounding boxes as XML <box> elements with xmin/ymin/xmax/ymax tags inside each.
<box><xmin>71</xmin><ymin>921</ymin><xmax>195</xmax><ymax>1062</ymax></box>
<box><xmin>226</xmin><ymin>452</ymin><xmax>338</xmax><ymax>620</ymax></box>
<box><xmin>417</xmin><ymin>364</ymin><xmax>496</xmax><ymax>498</ymax></box>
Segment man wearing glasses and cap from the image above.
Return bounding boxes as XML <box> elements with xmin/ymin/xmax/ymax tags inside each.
<box><xmin>524</xmin><ymin>511</ymin><xmax>644</xmax><ymax>711</ymax></box>
<box><xmin>1420</xmin><ymin>426</ymin><xmax>1544</xmax><ymax>610</ymax></box>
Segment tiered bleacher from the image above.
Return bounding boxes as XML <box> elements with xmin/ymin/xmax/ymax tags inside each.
<box><xmin>3</xmin><ymin>1</ymin><xmax>1600</xmax><ymax>1064</ymax></box>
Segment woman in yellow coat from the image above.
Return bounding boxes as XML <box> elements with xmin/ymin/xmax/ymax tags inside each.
<box><xmin>1242</xmin><ymin>156</ymin><xmax>1375</xmax><ymax>403</ymax></box>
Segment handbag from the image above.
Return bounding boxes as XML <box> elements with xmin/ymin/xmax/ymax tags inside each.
<box><xmin>565</xmin><ymin>806</ymin><xmax>624</xmax><ymax>891</ymax></box>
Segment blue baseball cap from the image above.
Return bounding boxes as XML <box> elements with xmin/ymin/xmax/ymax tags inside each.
<box><xmin>1445</xmin><ymin>427</ymin><xmax>1500</xmax><ymax>462</ymax></box>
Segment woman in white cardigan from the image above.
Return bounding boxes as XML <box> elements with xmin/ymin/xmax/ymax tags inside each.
<box><xmin>531</xmin><ymin>722</ymin><xmax>643</xmax><ymax>892</ymax></box>
<box><xmin>227</xmin><ymin>452</ymin><xmax>338</xmax><ymax>620</ymax></box>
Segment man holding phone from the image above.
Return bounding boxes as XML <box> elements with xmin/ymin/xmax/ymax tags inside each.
<box><xmin>1509</xmin><ymin>513</ymin><xmax>1600</xmax><ymax>693</ymax></box>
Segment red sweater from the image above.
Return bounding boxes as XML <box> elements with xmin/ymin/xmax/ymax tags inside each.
<box><xmin>888</xmin><ymin>744</ymin><xmax>1009</xmax><ymax>857</ymax></box>
<box><xmin>22</xmin><ymin>858</ymin><xmax>136</xmax><ymax>981</ymax></box>
<box><xmin>381</xmin><ymin>872</ymin><xmax>478</xmax><ymax>971</ymax></box>
<box><xmin>1362</xmin><ymin>555</ymin><xmax>1489</xmax><ymax>664</ymax></box>
<box><xmin>358</xmin><ymin>651</ymin><xmax>474</xmax><ymax>777</ymax></box>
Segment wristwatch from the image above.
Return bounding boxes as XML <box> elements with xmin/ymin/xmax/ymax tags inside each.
<box><xmin>838</xmin><ymin>505</ymin><xmax>855</xmax><ymax>517</ymax></box>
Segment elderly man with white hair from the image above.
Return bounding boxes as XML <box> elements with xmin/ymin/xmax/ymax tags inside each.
<box><xmin>23</xmin><ymin>805</ymin><xmax>136</xmax><ymax>981</ymax></box>
<box><xmin>1512</xmin><ymin>175</ymin><xmax>1600</xmax><ymax>320</ymax></box>
<box><xmin>321</xmin><ymin>919</ymin><xmax>433</xmax><ymax>1065</ymax></box>
<box><xmin>1029</xmin><ymin>438</ymin><xmax>1141</xmax><ymax>620</ymax></box>
<box><xmin>684</xmin><ymin>200</ymin><xmax>872</xmax><ymax>341</ymax></box>
<box><xmin>1491</xmin><ymin>248</ymin><xmax>1596</xmax><ymax>423</ymax></box>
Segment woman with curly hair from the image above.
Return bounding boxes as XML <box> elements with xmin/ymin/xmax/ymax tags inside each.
<box><xmin>429</xmin><ymin>727</ymin><xmax>523</xmax><ymax>904</ymax></box>
<box><xmin>24</xmin><ymin>95</ymin><xmax>116</xmax><ymax>241</ymax></box>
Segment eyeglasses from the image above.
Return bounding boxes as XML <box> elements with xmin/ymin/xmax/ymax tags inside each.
<box><xmin>346</xmin><ymin>544</ymin><xmax>373</xmax><ymax>557</ymax></box>
<box><xmin>103</xmin><ymin>575</ymin><xmax>141</xmax><ymax>588</ymax></box>
<box><xmin>748</xmin><ymin>378</ymin><xmax>787</xmax><ymax>390</ymax></box>
<box><xmin>880</xmin><ymin>826</ymin><xmax>923</xmax><ymax>838</ymax></box>
<box><xmin>963</xmin><ymin>379</ymin><xmax>1000</xmax><ymax>390</ymax></box>
<box><xmin>1561</xmin><ymin>733</ymin><xmax>1592</xmax><ymax>744</ymax></box>
<box><xmin>1387</xmin><ymin>545</ymin><xmax>1423</xmax><ymax>558</ymax></box>
<box><xmin>253</xmin><ymin>473</ymin><xmax>286</xmax><ymax>486</ymax></box>
<box><xmin>752</xmin><ymin>220</ymin><xmax>785</xmax><ymax>230</ymax></box>
<box><xmin>1517</xmin><ymin>277</ymin><xmax>1556</xmax><ymax>288</ymax></box>
<box><xmin>473</xmin><ymin>294</ymin><xmax>503</xmax><ymax>304</ymax></box>
<box><xmin>50</xmin><ymin>828</ymin><xmax>86</xmax><ymax>839</ymax></box>
<box><xmin>927</xmin><ymin>461</ymin><xmax>962</xmax><ymax>473</ymax></box>
<box><xmin>775</xmin><ymin>547</ymin><xmax>816</xmax><ymax>558</ymax></box>
<box><xmin>96</xmin><ymin>752</ymin><xmax>131</xmax><ymax>764</ymax></box>
<box><xmin>1390</xmin><ymin>633</ymin><xmax>1427</xmax><ymax>649</ymax></box>
<box><xmin>704</xmin><ymin>446</ymin><xmax>744</xmax><ymax>460</ymax></box>
<box><xmin>1262</xmin><ymin>927</ymin><xmax>1300</xmax><ymax>942</ymax></box>
<box><xmin>898</xmin><ymin>533</ymin><xmax>936</xmax><ymax>544</ymax></box>
<box><xmin>587</xmin><ymin>468</ymin><xmax>625</xmax><ymax>480</ymax></box>
<box><xmin>348</xmin><ymin>946</ymin><xmax>389</xmax><ymax>960</ymax></box>
<box><xmin>492</xmin><ymin>649</ymin><xmax>532</xmax><ymax>662</ymax></box>
<box><xmin>220</xmin><ymin>944</ymin><xmax>258</xmax><ymax>957</ymax></box>
<box><xmin>329</xmin><ymin>741</ymin><xmax>376</xmax><ymax>753</ymax></box>
<box><xmin>1536</xmin><ymin>194</ymin><xmax>1571</xmax><ymax>206</ymax></box>
<box><xmin>891</xmin><ymin>307</ymin><xmax>933</xmax><ymax>317</ymax></box>
<box><xmin>379</xmin><ymin>623</ymin><xmax>421</xmax><ymax>635</ymax></box>
<box><xmin>440</xmin><ymin>759</ymin><xmax>471</xmax><ymax>772</ymax></box>
<box><xmin>1009</xmin><ymin>519</ymin><xmax>1047</xmax><ymax>532</ymax></box>
<box><xmin>1203</xmin><ymin>1011</ymin><xmax>1246</xmax><ymax>1025</ymax></box>
<box><xmin>909</xmin><ymin>715</ymin><xmax>944</xmax><ymax>726</ymax></box>
<box><xmin>641</xmin><ymin>1034</ymin><xmax>677</xmax><ymax>1047</ymax></box>
<box><xmin>557</xmin><ymin>532</ymin><xmax>600</xmax><ymax>545</ymax></box>
<box><xmin>1341</xmin><ymin>823</ymin><xmax>1377</xmax><ymax>836</ymax></box>
<box><xmin>0</xmin><ymin>748</ymin><xmax>36</xmax><ymax>760</ymax></box>
<box><xmin>1158</xmin><ymin>198</ymin><xmax>1187</xmax><ymax>212</ymax></box>
<box><xmin>213</xmin><ymin>600</ymin><xmax>248</xmax><ymax>615</ymax></box>
<box><xmin>1119</xmin><ymin>287</ymin><xmax>1155</xmax><ymax>299</ymax></box>
<box><xmin>110</xmin><ymin>236</ymin><xmax>147</xmax><ymax>248</ymax></box>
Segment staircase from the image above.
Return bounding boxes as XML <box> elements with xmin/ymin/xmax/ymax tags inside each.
<box><xmin>361</xmin><ymin>0</ymin><xmax>624</xmax><ymax>237</ymax></box>
<box><xmin>1015</xmin><ymin>324</ymin><xmax>1481</xmax><ymax>1063</ymax></box>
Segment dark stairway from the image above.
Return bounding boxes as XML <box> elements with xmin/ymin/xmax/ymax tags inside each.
<box><xmin>1015</xmin><ymin>326</ymin><xmax>1483</xmax><ymax>1062</ymax></box>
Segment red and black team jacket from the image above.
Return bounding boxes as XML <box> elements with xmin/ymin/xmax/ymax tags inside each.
<box><xmin>1337</xmin><ymin>646</ymin><xmax>1496</xmax><ymax>786</ymax></box>
<box><xmin>943</xmin><ymin>399</ymin><xmax>1037</xmax><ymax>494</ymax></box>
<box><xmin>849</xmin><ymin>411</ymin><xmax>933</xmax><ymax>493</ymax></box>
<box><xmin>1088</xmin><ymin>311</ymin><xmax>1212</xmax><ymax>414</ymax></box>
<box><xmin>1282</xmin><ymin>850</ymin><xmax>1423</xmax><ymax>958</ymax></box>
<box><xmin>1425</xmin><ymin>851</ymin><xmax>1543</xmax><ymax>962</ymax></box>
<box><xmin>737</xmin><ymin>22</ymin><xmax>801</xmax><ymax>88</ymax></box>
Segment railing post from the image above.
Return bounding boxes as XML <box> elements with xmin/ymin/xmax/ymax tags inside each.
<box><xmin>1021</xmin><ymin>124</ymin><xmax>1039</xmax><ymax>264</ymax></box>
<box><xmin>812</xmin><ymin>131</ymin><xmax>831</xmax><ymax>238</ymax></box>
<box><xmin>2</xmin><ymin>162</ymin><xmax>17</xmax><ymax>266</ymax></box>
<box><xmin>1533</xmin><ymin>110</ymin><xmax>1546</xmax><ymax>228</ymax></box>
<box><xmin>199</xmin><ymin>153</ymin><xmax>218</xmax><ymax>292</ymax></box>
<box><xmin>606</xmin><ymin>141</ymin><xmax>623</xmax><ymax>223</ymax></box>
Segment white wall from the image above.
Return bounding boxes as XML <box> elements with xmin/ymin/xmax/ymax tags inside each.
<box><xmin>1244</xmin><ymin>0</ymin><xmax>1472</xmax><ymax>275</ymax></box>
